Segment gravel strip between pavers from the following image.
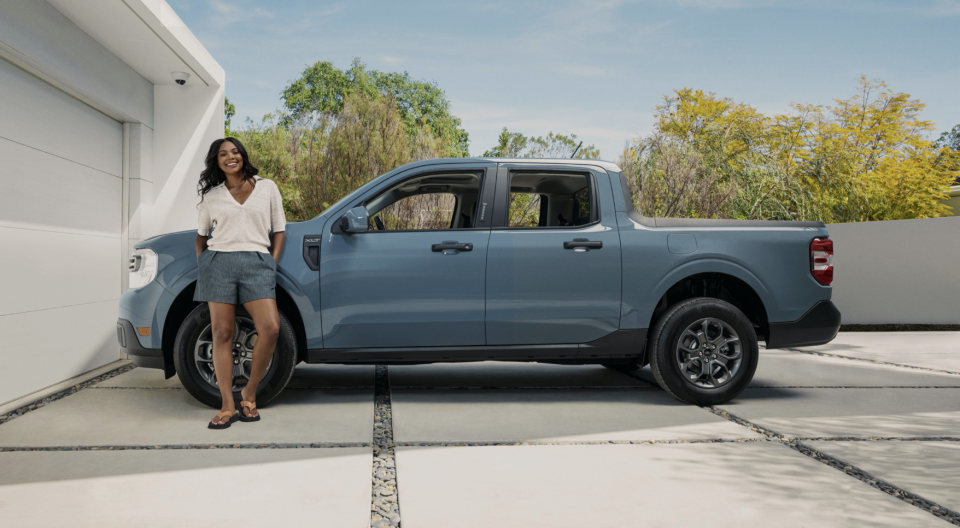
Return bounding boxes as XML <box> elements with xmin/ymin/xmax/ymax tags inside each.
<box><xmin>371</xmin><ymin>365</ymin><xmax>401</xmax><ymax>528</ymax></box>
<box><xmin>709</xmin><ymin>406</ymin><xmax>960</xmax><ymax>526</ymax></box>
<box><xmin>0</xmin><ymin>364</ymin><xmax>136</xmax><ymax>426</ymax></box>
<box><xmin>786</xmin><ymin>348</ymin><xmax>960</xmax><ymax>377</ymax></box>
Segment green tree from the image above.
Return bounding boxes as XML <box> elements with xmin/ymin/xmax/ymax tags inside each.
<box><xmin>528</xmin><ymin>131</ymin><xmax>601</xmax><ymax>159</ymax></box>
<box><xmin>935</xmin><ymin>125</ymin><xmax>960</xmax><ymax>151</ymax></box>
<box><xmin>224</xmin><ymin>97</ymin><xmax>236</xmax><ymax>135</ymax></box>
<box><xmin>482</xmin><ymin>128</ymin><xmax>600</xmax><ymax>159</ymax></box>
<box><xmin>620</xmin><ymin>134</ymin><xmax>738</xmax><ymax>219</ymax></box>
<box><xmin>482</xmin><ymin>128</ymin><xmax>528</xmax><ymax>157</ymax></box>
<box><xmin>233</xmin><ymin>93</ymin><xmax>444</xmax><ymax>222</ymax></box>
<box><xmin>934</xmin><ymin>124</ymin><xmax>960</xmax><ymax>186</ymax></box>
<box><xmin>281</xmin><ymin>58</ymin><xmax>469</xmax><ymax>157</ymax></box>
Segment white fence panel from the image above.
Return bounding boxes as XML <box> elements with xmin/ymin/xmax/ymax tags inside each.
<box><xmin>827</xmin><ymin>217</ymin><xmax>960</xmax><ymax>324</ymax></box>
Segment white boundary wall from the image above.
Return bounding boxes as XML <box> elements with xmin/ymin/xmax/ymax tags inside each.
<box><xmin>827</xmin><ymin>216</ymin><xmax>960</xmax><ymax>324</ymax></box>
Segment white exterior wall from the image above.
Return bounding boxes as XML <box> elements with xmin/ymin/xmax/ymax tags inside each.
<box><xmin>150</xmin><ymin>85</ymin><xmax>225</xmax><ymax>237</ymax></box>
<box><xmin>827</xmin><ymin>217</ymin><xmax>960</xmax><ymax>325</ymax></box>
<box><xmin>0</xmin><ymin>0</ymin><xmax>224</xmax><ymax>405</ymax></box>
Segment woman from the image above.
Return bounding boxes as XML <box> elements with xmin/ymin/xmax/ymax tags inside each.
<box><xmin>194</xmin><ymin>137</ymin><xmax>286</xmax><ymax>429</ymax></box>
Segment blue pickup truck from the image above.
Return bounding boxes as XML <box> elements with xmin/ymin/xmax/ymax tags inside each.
<box><xmin>118</xmin><ymin>158</ymin><xmax>840</xmax><ymax>407</ymax></box>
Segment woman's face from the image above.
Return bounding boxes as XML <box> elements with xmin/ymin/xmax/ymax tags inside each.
<box><xmin>218</xmin><ymin>141</ymin><xmax>243</xmax><ymax>176</ymax></box>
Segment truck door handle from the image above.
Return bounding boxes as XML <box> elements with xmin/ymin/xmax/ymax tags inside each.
<box><xmin>432</xmin><ymin>242</ymin><xmax>473</xmax><ymax>252</ymax></box>
<box><xmin>564</xmin><ymin>240</ymin><xmax>602</xmax><ymax>250</ymax></box>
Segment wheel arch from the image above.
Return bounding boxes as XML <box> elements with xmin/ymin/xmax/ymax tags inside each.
<box><xmin>648</xmin><ymin>272</ymin><xmax>770</xmax><ymax>345</ymax></box>
<box><xmin>161</xmin><ymin>282</ymin><xmax>308</xmax><ymax>378</ymax></box>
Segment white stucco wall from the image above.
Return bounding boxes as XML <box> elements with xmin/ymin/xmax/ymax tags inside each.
<box><xmin>827</xmin><ymin>216</ymin><xmax>960</xmax><ymax>325</ymax></box>
<box><xmin>0</xmin><ymin>0</ymin><xmax>223</xmax><ymax>405</ymax></box>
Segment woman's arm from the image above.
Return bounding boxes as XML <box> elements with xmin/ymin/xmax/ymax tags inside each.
<box><xmin>268</xmin><ymin>181</ymin><xmax>286</xmax><ymax>262</ymax></box>
<box><xmin>271</xmin><ymin>232</ymin><xmax>285</xmax><ymax>262</ymax></box>
<box><xmin>196</xmin><ymin>234</ymin><xmax>209</xmax><ymax>258</ymax></box>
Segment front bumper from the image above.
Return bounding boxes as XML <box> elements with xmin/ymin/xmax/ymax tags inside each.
<box><xmin>766</xmin><ymin>300</ymin><xmax>841</xmax><ymax>349</ymax></box>
<box><xmin>117</xmin><ymin>318</ymin><xmax>164</xmax><ymax>369</ymax></box>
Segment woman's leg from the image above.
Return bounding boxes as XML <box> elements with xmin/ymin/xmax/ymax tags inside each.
<box><xmin>239</xmin><ymin>297</ymin><xmax>280</xmax><ymax>416</ymax></box>
<box><xmin>208</xmin><ymin>301</ymin><xmax>238</xmax><ymax>423</ymax></box>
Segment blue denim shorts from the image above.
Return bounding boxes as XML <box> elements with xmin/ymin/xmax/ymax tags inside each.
<box><xmin>193</xmin><ymin>250</ymin><xmax>277</xmax><ymax>305</ymax></box>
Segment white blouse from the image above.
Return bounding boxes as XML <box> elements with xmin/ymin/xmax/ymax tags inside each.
<box><xmin>197</xmin><ymin>176</ymin><xmax>286</xmax><ymax>253</ymax></box>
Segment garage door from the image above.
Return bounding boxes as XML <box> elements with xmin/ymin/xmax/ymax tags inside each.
<box><xmin>0</xmin><ymin>57</ymin><xmax>123</xmax><ymax>405</ymax></box>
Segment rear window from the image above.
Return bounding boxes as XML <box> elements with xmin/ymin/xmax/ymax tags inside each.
<box><xmin>507</xmin><ymin>173</ymin><xmax>595</xmax><ymax>227</ymax></box>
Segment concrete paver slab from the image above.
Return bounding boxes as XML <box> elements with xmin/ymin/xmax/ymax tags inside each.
<box><xmin>801</xmin><ymin>332</ymin><xmax>960</xmax><ymax>372</ymax></box>
<box><xmin>752</xmin><ymin>350</ymin><xmax>960</xmax><ymax>387</ymax></box>
<box><xmin>723</xmin><ymin>388</ymin><xmax>960</xmax><ymax>439</ymax></box>
<box><xmin>395</xmin><ymin>443</ymin><xmax>938</xmax><ymax>528</ymax></box>
<box><xmin>391</xmin><ymin>389</ymin><xmax>760</xmax><ymax>442</ymax></box>
<box><xmin>0</xmin><ymin>448</ymin><xmax>371</xmax><ymax>527</ymax></box>
<box><xmin>389</xmin><ymin>361</ymin><xmax>646</xmax><ymax>388</ymax></box>
<box><xmin>806</xmin><ymin>440</ymin><xmax>960</xmax><ymax>513</ymax></box>
<box><xmin>0</xmin><ymin>388</ymin><xmax>372</xmax><ymax>446</ymax></box>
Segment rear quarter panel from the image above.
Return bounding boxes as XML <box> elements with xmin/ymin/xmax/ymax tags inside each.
<box><xmin>606</xmin><ymin>171</ymin><xmax>833</xmax><ymax>329</ymax></box>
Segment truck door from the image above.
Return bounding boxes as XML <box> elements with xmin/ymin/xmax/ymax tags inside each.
<box><xmin>319</xmin><ymin>163</ymin><xmax>496</xmax><ymax>349</ymax></box>
<box><xmin>485</xmin><ymin>164</ymin><xmax>622</xmax><ymax>345</ymax></box>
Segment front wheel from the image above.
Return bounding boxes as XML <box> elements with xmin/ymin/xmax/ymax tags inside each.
<box><xmin>173</xmin><ymin>304</ymin><xmax>297</xmax><ymax>408</ymax></box>
<box><xmin>648</xmin><ymin>298</ymin><xmax>758</xmax><ymax>406</ymax></box>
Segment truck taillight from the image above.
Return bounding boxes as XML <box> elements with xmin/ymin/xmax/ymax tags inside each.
<box><xmin>810</xmin><ymin>238</ymin><xmax>833</xmax><ymax>285</ymax></box>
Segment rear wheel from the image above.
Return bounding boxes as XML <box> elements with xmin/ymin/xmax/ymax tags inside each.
<box><xmin>173</xmin><ymin>304</ymin><xmax>297</xmax><ymax>408</ymax></box>
<box><xmin>649</xmin><ymin>298</ymin><xmax>758</xmax><ymax>406</ymax></box>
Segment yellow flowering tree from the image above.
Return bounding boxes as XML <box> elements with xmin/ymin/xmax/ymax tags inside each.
<box><xmin>623</xmin><ymin>76</ymin><xmax>957</xmax><ymax>221</ymax></box>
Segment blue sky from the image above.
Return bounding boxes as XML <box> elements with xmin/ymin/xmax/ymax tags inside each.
<box><xmin>169</xmin><ymin>0</ymin><xmax>960</xmax><ymax>159</ymax></box>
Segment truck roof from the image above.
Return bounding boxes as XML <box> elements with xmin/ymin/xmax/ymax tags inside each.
<box><xmin>399</xmin><ymin>157</ymin><xmax>624</xmax><ymax>173</ymax></box>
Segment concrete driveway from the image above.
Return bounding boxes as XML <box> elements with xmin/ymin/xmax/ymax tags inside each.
<box><xmin>1</xmin><ymin>332</ymin><xmax>958</xmax><ymax>527</ymax></box>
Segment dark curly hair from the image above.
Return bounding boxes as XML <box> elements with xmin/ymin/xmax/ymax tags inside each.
<box><xmin>198</xmin><ymin>137</ymin><xmax>259</xmax><ymax>200</ymax></box>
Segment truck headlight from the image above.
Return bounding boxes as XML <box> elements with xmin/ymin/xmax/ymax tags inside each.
<box><xmin>128</xmin><ymin>248</ymin><xmax>158</xmax><ymax>289</ymax></box>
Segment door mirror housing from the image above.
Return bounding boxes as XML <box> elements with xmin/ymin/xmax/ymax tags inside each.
<box><xmin>337</xmin><ymin>206</ymin><xmax>369</xmax><ymax>235</ymax></box>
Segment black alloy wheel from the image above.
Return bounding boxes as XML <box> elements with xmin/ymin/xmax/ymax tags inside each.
<box><xmin>648</xmin><ymin>297</ymin><xmax>758</xmax><ymax>406</ymax></box>
<box><xmin>173</xmin><ymin>304</ymin><xmax>297</xmax><ymax>408</ymax></box>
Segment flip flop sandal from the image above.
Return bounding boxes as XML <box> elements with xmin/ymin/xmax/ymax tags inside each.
<box><xmin>235</xmin><ymin>395</ymin><xmax>260</xmax><ymax>423</ymax></box>
<box><xmin>208</xmin><ymin>410</ymin><xmax>239</xmax><ymax>429</ymax></box>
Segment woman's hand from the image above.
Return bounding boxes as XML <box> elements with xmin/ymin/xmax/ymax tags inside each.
<box><xmin>195</xmin><ymin>234</ymin><xmax>209</xmax><ymax>258</ymax></box>
<box><xmin>271</xmin><ymin>231</ymin><xmax>286</xmax><ymax>262</ymax></box>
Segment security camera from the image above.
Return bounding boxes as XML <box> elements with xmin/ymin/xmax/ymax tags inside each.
<box><xmin>171</xmin><ymin>71</ymin><xmax>190</xmax><ymax>85</ymax></box>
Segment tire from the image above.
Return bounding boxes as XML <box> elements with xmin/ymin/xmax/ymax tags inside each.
<box><xmin>648</xmin><ymin>297</ymin><xmax>758</xmax><ymax>406</ymax></box>
<box><xmin>173</xmin><ymin>303</ymin><xmax>297</xmax><ymax>408</ymax></box>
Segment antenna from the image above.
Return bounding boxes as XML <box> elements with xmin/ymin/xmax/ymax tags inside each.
<box><xmin>570</xmin><ymin>141</ymin><xmax>583</xmax><ymax>158</ymax></box>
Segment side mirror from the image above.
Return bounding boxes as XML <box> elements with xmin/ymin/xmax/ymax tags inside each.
<box><xmin>337</xmin><ymin>206</ymin><xmax>369</xmax><ymax>235</ymax></box>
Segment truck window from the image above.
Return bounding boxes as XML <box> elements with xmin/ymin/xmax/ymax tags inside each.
<box><xmin>507</xmin><ymin>172</ymin><xmax>595</xmax><ymax>228</ymax></box>
<box><xmin>365</xmin><ymin>172</ymin><xmax>482</xmax><ymax>230</ymax></box>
